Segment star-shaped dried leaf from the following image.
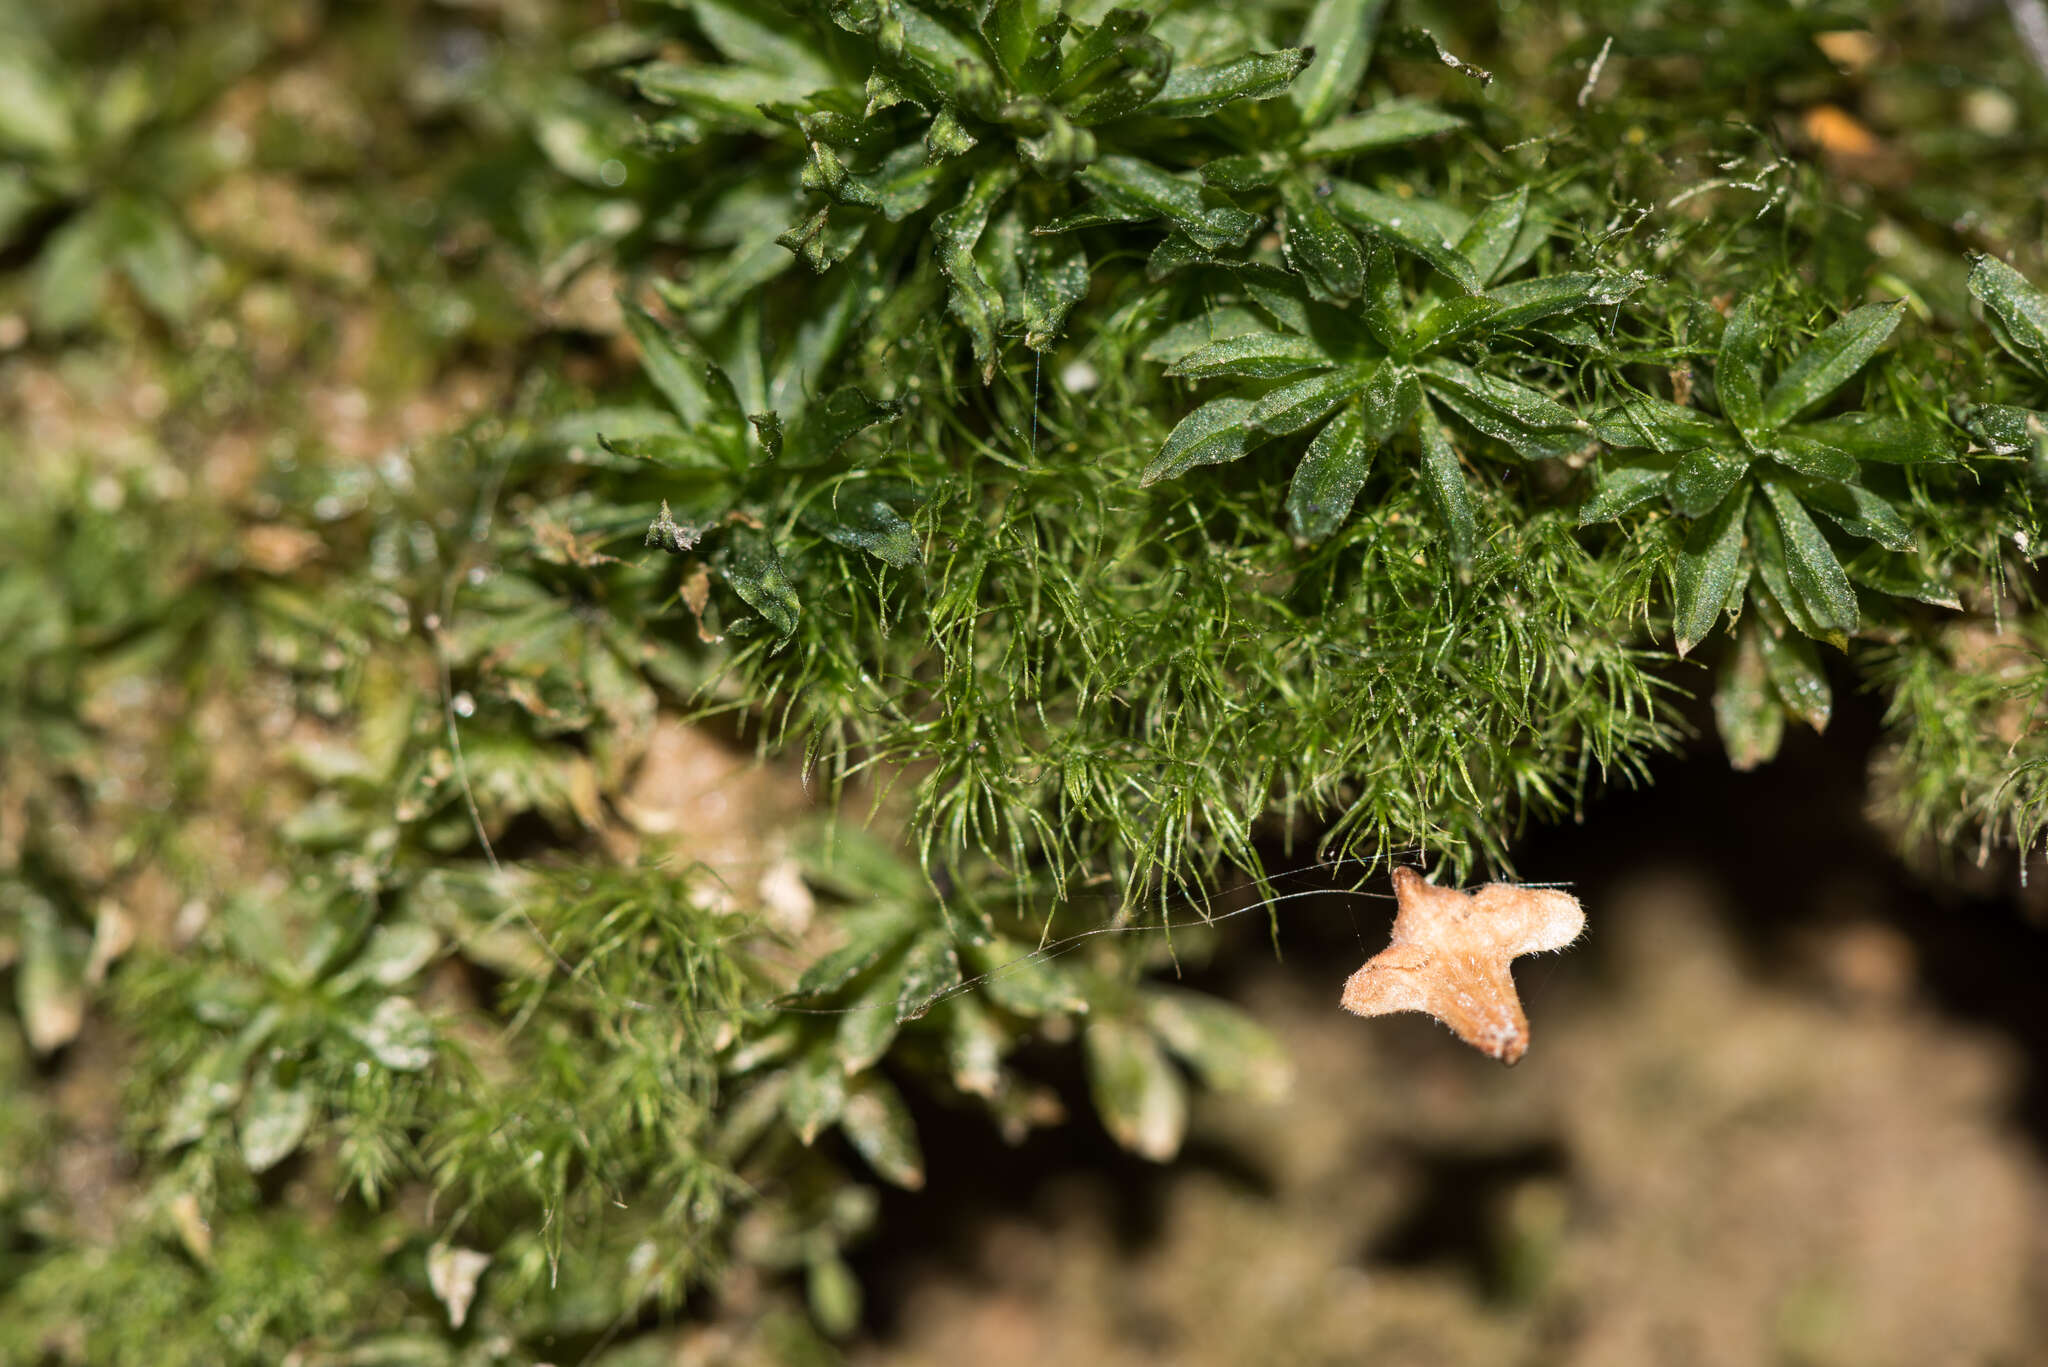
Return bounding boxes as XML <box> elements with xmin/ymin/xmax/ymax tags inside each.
<box><xmin>1340</xmin><ymin>866</ymin><xmax>1585</xmax><ymax>1064</ymax></box>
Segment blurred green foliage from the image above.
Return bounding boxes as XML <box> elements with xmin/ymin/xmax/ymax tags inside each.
<box><xmin>1</xmin><ymin>0</ymin><xmax>2046</xmax><ymax>1362</ymax></box>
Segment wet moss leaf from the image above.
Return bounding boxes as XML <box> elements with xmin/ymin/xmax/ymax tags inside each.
<box><xmin>1673</xmin><ymin>483</ymin><xmax>1749</xmax><ymax>656</ymax></box>
<box><xmin>792</xmin><ymin>905</ymin><xmax>914</xmax><ymax>994</ymax></box>
<box><xmin>239</xmin><ymin>1070</ymin><xmax>316</xmax><ymax>1174</ymax></box>
<box><xmin>784</xmin><ymin>1049</ymin><xmax>847</xmax><ymax>1145</ymax></box>
<box><xmin>1760</xmin><ymin>478</ymin><xmax>1858</xmax><ymax>636</ymax></box>
<box><xmin>1076</xmin><ymin>155</ymin><xmax>1258</xmax><ymax>253</ymax></box>
<box><xmin>1142</xmin><ymin>988</ymin><xmax>1293</xmax><ymax>1101</ymax></box>
<box><xmin>1714</xmin><ymin>623</ymin><xmax>1784</xmax><ymax>770</ymax></box>
<box><xmin>1717</xmin><ymin>296</ymin><xmax>1769</xmax><ymax>439</ymax></box>
<box><xmin>1250</xmin><ymin>367</ymin><xmax>1372</xmax><ymax>435</ymax></box>
<box><xmin>1302</xmin><ymin>98</ymin><xmax>1460</xmax><ymax>157</ymax></box>
<box><xmin>1292</xmin><ymin>0</ymin><xmax>1388</xmax><ymax>128</ymax></box>
<box><xmin>1667</xmin><ymin>447</ymin><xmax>1749</xmax><ymax>518</ymax></box>
<box><xmin>1760</xmin><ymin>299</ymin><xmax>1904</xmax><ymax>429</ymax></box>
<box><xmin>1764</xmin><ymin>433</ymin><xmax>1859</xmax><ymax>485</ymax></box>
<box><xmin>813</xmin><ymin>488</ymin><xmax>920</xmax><ymax>567</ymax></box>
<box><xmin>1151</xmin><ymin>48</ymin><xmax>1311</xmax><ymax>119</ymax></box>
<box><xmin>1456</xmin><ymin>185</ymin><xmax>1526</xmax><ymax>286</ymax></box>
<box><xmin>353</xmin><ymin>996</ymin><xmax>434</xmax><ymax>1072</ymax></box>
<box><xmin>840</xmin><ymin>1074</ymin><xmax>925</xmax><ymax>1189</ymax></box>
<box><xmin>965</xmin><ymin>936</ymin><xmax>1087</xmax><ymax>1017</ymax></box>
<box><xmin>1757</xmin><ymin>619</ymin><xmax>1831</xmax><ymax>732</ymax></box>
<box><xmin>1287</xmin><ymin>400</ymin><xmax>1374</xmax><ymax>542</ymax></box>
<box><xmin>1084</xmin><ymin>1017</ymin><xmax>1186</xmax><ymax>1162</ymax></box>
<box><xmin>1144</xmin><ymin>394</ymin><xmax>1269</xmax><ymax>483</ymax></box>
<box><xmin>1798</xmin><ymin>411</ymin><xmax>1956</xmax><ymax>464</ymax></box>
<box><xmin>1967</xmin><ymin>254</ymin><xmax>2048</xmax><ymax>378</ymax></box>
<box><xmin>891</xmin><ymin>929</ymin><xmax>960</xmax><ymax>1022</ymax></box>
<box><xmin>716</xmin><ymin>525</ymin><xmax>800</xmax><ymax>638</ymax></box>
<box><xmin>944</xmin><ymin>995</ymin><xmax>1003</xmax><ymax>1096</ymax></box>
<box><xmin>1591</xmin><ymin>394</ymin><xmax>1727</xmax><ymax>454</ymax></box>
<box><xmin>1280</xmin><ymin>179</ymin><xmax>1363</xmax><ymax>300</ymax></box>
<box><xmin>1416</xmin><ymin>400</ymin><xmax>1476</xmax><ymax>559</ymax></box>
<box><xmin>1328</xmin><ymin>182</ymin><xmax>1482</xmax><ymax>294</ymax></box>
<box><xmin>1578</xmin><ymin>458</ymin><xmax>1672</xmax><ymax>524</ymax></box>
<box><xmin>1789</xmin><ymin>476</ymin><xmax>1912</xmax><ymax>552</ymax></box>
<box><xmin>1165</xmin><ymin>332</ymin><xmax>1331</xmax><ymax>381</ymax></box>
<box><xmin>835</xmin><ymin>956</ymin><xmax>908</xmax><ymax>1075</ymax></box>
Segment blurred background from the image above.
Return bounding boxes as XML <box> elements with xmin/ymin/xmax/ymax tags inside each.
<box><xmin>3</xmin><ymin>0</ymin><xmax>2047</xmax><ymax>1363</ymax></box>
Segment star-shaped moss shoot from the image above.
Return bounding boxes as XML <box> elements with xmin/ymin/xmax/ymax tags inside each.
<box><xmin>1340</xmin><ymin>866</ymin><xmax>1585</xmax><ymax>1064</ymax></box>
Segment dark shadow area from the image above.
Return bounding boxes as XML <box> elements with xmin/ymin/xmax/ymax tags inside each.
<box><xmin>850</xmin><ymin>657</ymin><xmax>2048</xmax><ymax>1340</ymax></box>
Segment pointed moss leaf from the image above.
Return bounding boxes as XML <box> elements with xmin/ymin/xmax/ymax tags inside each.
<box><xmin>1245</xmin><ymin>272</ymin><xmax>1314</xmax><ymax>338</ymax></box>
<box><xmin>1760</xmin><ymin>478</ymin><xmax>1858</xmax><ymax>636</ymax></box>
<box><xmin>1078</xmin><ymin>155</ymin><xmax>1259</xmax><ymax>253</ymax></box>
<box><xmin>1142</xmin><ymin>305</ymin><xmax>1268</xmax><ymax>364</ymax></box>
<box><xmin>748</xmin><ymin>411</ymin><xmax>784</xmax><ymax>461</ymax></box>
<box><xmin>1673</xmin><ymin>483</ymin><xmax>1749</xmax><ymax>656</ymax></box>
<box><xmin>1063</xmin><ymin>34</ymin><xmax>1170</xmax><ymax>126</ymax></box>
<box><xmin>1250</xmin><ymin>368</ymin><xmax>1371</xmax><ymax>435</ymax></box>
<box><xmin>623</xmin><ymin>306</ymin><xmax>714</xmax><ymax>428</ymax></box>
<box><xmin>891</xmin><ymin>929</ymin><xmax>961</xmax><ymax>1021</ymax></box>
<box><xmin>1023</xmin><ymin>238</ymin><xmax>1089</xmax><ymax>349</ymax></box>
<box><xmin>161</xmin><ymin>1044</ymin><xmax>245</xmax><ymax>1149</ymax></box>
<box><xmin>1666</xmin><ymin>447</ymin><xmax>1749</xmax><ymax>518</ymax></box>
<box><xmin>1056</xmin><ymin>7</ymin><xmax>1152</xmax><ymax>95</ymax></box>
<box><xmin>807</xmin><ymin>1251</ymin><xmax>861</xmax><ymax>1338</ymax></box>
<box><xmin>1591</xmin><ymin>394</ymin><xmax>1727</xmax><ymax>453</ymax></box>
<box><xmin>1578</xmin><ymin>457</ymin><xmax>1673</xmax><ymax>524</ymax></box>
<box><xmin>1843</xmin><ymin>551</ymin><xmax>1961</xmax><ymax>610</ymax></box>
<box><xmin>629</xmin><ymin>62</ymin><xmax>806</xmax><ymax>131</ymax></box>
<box><xmin>1387</xmin><ymin>26</ymin><xmax>1493</xmax><ymax>84</ymax></box>
<box><xmin>1717</xmin><ymin>296</ymin><xmax>1768</xmax><ymax>439</ymax></box>
<box><xmin>1143</xmin><ymin>988</ymin><xmax>1293</xmax><ymax>1101</ymax></box>
<box><xmin>1151</xmin><ymin>48</ymin><xmax>1311</xmax><ymax>118</ymax></box>
<box><xmin>692</xmin><ymin>0</ymin><xmax>835</xmax><ymax>83</ymax></box>
<box><xmin>1785</xmin><ymin>476</ymin><xmax>1913</xmax><ymax>552</ymax></box>
<box><xmin>1084</xmin><ymin>1017</ymin><xmax>1186</xmax><ymax>1162</ymax></box>
<box><xmin>784</xmin><ymin>1050</ymin><xmax>847</xmax><ymax>1145</ymax></box>
<box><xmin>1756</xmin><ymin>620</ymin><xmax>1831</xmax><ymax>733</ymax></box>
<box><xmin>778</xmin><ymin>205</ymin><xmax>868</xmax><ymax>271</ymax></box>
<box><xmin>1145</xmin><ymin>394</ymin><xmax>1271</xmax><ymax>483</ymax></box>
<box><xmin>792</xmin><ymin>906</ymin><xmax>919</xmax><ymax>997</ymax></box>
<box><xmin>935</xmin><ymin>162</ymin><xmax>1020</xmax><ymax>383</ymax></box>
<box><xmin>990</xmin><ymin>0</ymin><xmax>1054</xmax><ymax>84</ymax></box>
<box><xmin>1358</xmin><ymin>234</ymin><xmax>1406</xmax><ymax>350</ymax></box>
<box><xmin>878</xmin><ymin>1</ymin><xmax>994</xmax><ymax>104</ymax></box>
<box><xmin>1483</xmin><ymin>273</ymin><xmax>1622</xmax><ymax>330</ymax></box>
<box><xmin>1967</xmin><ymin>254</ymin><xmax>2048</xmax><ymax>378</ymax></box>
<box><xmin>1714</xmin><ymin>624</ymin><xmax>1784</xmax><ymax>771</ymax></box>
<box><xmin>790</xmin><ymin>387</ymin><xmax>904</xmax><ymax>463</ymax></box>
<box><xmin>813</xmin><ymin>489</ymin><xmax>921</xmax><ymax>567</ymax></box>
<box><xmin>1407</xmin><ymin>294</ymin><xmax>1500</xmax><ymax>351</ymax></box>
<box><xmin>965</xmin><ymin>936</ymin><xmax>1087</xmax><ymax>1016</ymax></box>
<box><xmin>1357</xmin><ymin>361</ymin><xmax>1420</xmax><ymax>440</ymax></box>
<box><xmin>1167</xmin><ymin>332</ymin><xmax>1332</xmax><ymax>381</ymax></box>
<box><xmin>716</xmin><ymin>526</ymin><xmax>801</xmax><ymax>637</ymax></box>
<box><xmin>1760</xmin><ymin>300</ymin><xmax>1904</xmax><ymax>429</ymax></box>
<box><xmin>1763</xmin><ymin>433</ymin><xmax>1858</xmax><ymax>484</ymax></box>
<box><xmin>1417</xmin><ymin>400</ymin><xmax>1477</xmax><ymax>559</ymax></box>
<box><xmin>924</xmin><ymin>107</ymin><xmax>978</xmax><ymax>159</ymax></box>
<box><xmin>1281</xmin><ymin>180</ymin><xmax>1364</xmax><ymax>300</ymax></box>
<box><xmin>835</xmin><ymin>956</ymin><xmax>908</xmax><ymax>1074</ymax></box>
<box><xmin>1746</xmin><ymin>500</ymin><xmax>1823</xmax><ymax>641</ymax></box>
<box><xmin>1302</xmin><ymin>98</ymin><xmax>1461</xmax><ymax>156</ymax></box>
<box><xmin>1287</xmin><ymin>401</ymin><xmax>1374</xmax><ymax>542</ymax></box>
<box><xmin>1959</xmin><ymin>403</ymin><xmax>2042</xmax><ymax>456</ymax></box>
<box><xmin>1416</xmin><ymin>360</ymin><xmax>1576</xmax><ymax>430</ymax></box>
<box><xmin>354</xmin><ymin>996</ymin><xmax>434</xmax><ymax>1072</ymax></box>
<box><xmin>1292</xmin><ymin>0</ymin><xmax>1388</xmax><ymax>127</ymax></box>
<box><xmin>945</xmin><ymin>995</ymin><xmax>1004</xmax><ymax>1096</ymax></box>
<box><xmin>239</xmin><ymin>1071</ymin><xmax>316</xmax><ymax>1174</ymax></box>
<box><xmin>1797</xmin><ymin>411</ymin><xmax>1956</xmax><ymax>464</ymax></box>
<box><xmin>599</xmin><ymin>431</ymin><xmax>732</xmax><ymax>471</ymax></box>
<box><xmin>1199</xmin><ymin>151</ymin><xmax>1286</xmax><ymax>191</ymax></box>
<box><xmin>840</xmin><ymin>1075</ymin><xmax>925</xmax><ymax>1189</ymax></box>
<box><xmin>1015</xmin><ymin>100</ymin><xmax>1098</xmax><ymax>178</ymax></box>
<box><xmin>1327</xmin><ymin>182</ymin><xmax>1482</xmax><ymax>293</ymax></box>
<box><xmin>1456</xmin><ymin>186</ymin><xmax>1526</xmax><ymax>286</ymax></box>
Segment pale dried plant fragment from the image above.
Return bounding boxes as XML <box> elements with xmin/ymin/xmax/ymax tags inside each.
<box><xmin>1340</xmin><ymin>866</ymin><xmax>1585</xmax><ymax>1064</ymax></box>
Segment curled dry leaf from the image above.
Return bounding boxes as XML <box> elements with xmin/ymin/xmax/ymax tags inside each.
<box><xmin>1340</xmin><ymin>866</ymin><xmax>1585</xmax><ymax>1064</ymax></box>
